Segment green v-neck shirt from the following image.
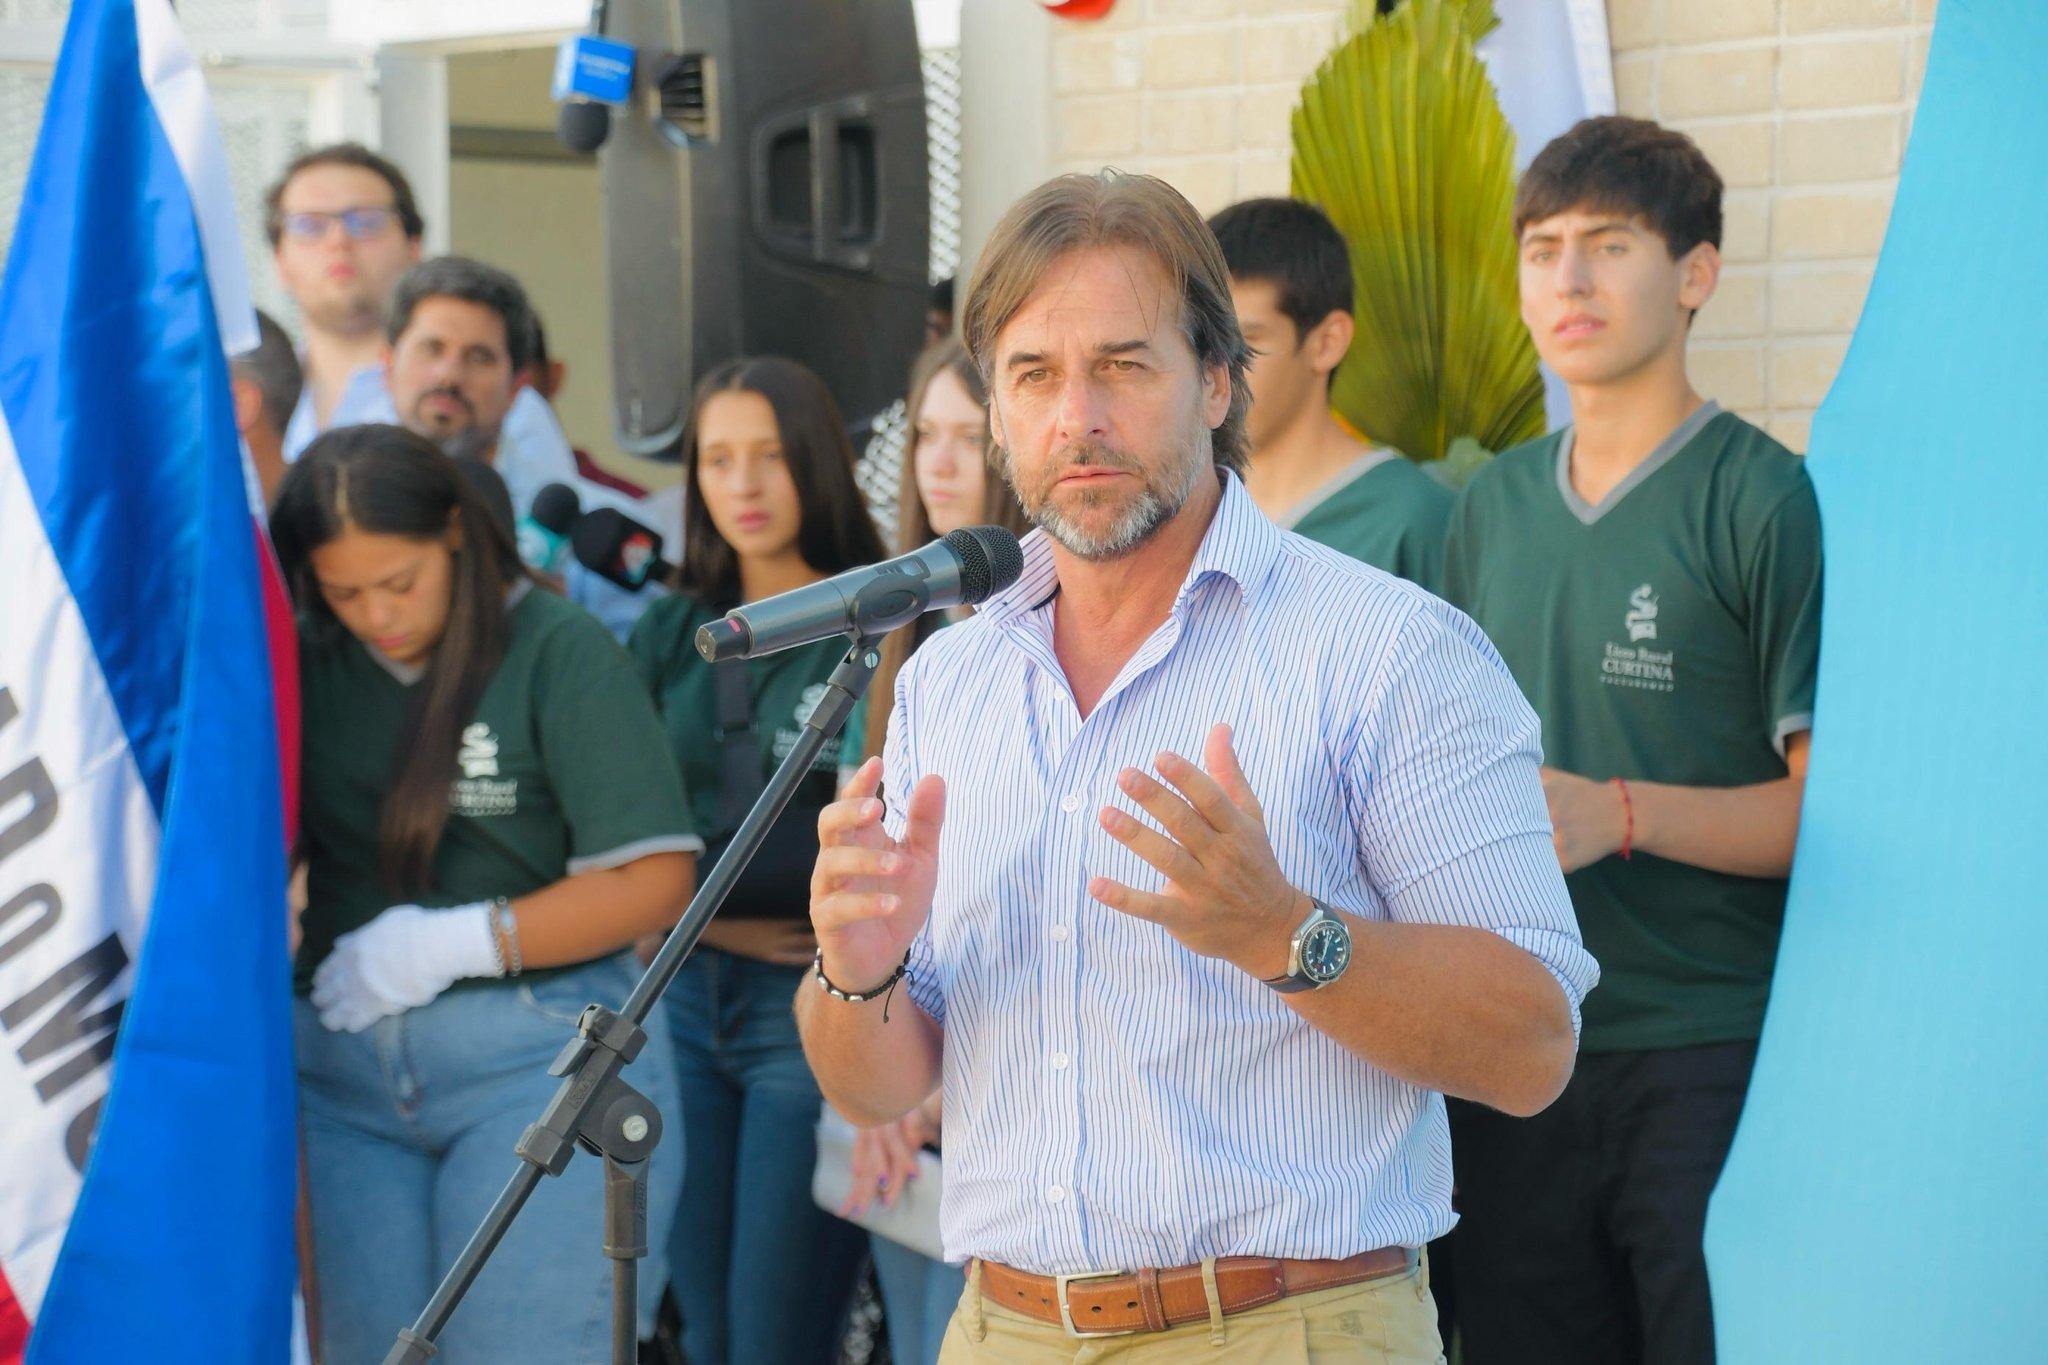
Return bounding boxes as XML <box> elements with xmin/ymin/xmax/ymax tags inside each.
<box><xmin>1283</xmin><ymin>450</ymin><xmax>1454</xmax><ymax>592</ymax></box>
<box><xmin>1442</xmin><ymin>403</ymin><xmax>1823</xmax><ymax>1051</ymax></box>
<box><xmin>296</xmin><ymin>588</ymin><xmax>697</xmax><ymax>991</ymax></box>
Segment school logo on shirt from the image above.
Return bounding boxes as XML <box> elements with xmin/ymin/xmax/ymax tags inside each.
<box><xmin>1602</xmin><ymin>584</ymin><xmax>1676</xmax><ymax>694</ymax></box>
<box><xmin>458</xmin><ymin>722</ymin><xmax>500</xmax><ymax>778</ymax></box>
<box><xmin>451</xmin><ymin>722</ymin><xmax>519</xmax><ymax>816</ymax></box>
<box><xmin>1625</xmin><ymin>584</ymin><xmax>1659</xmax><ymax>642</ymax></box>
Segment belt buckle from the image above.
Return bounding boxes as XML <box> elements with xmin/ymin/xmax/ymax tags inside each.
<box><xmin>1056</xmin><ymin>1268</ymin><xmax>1136</xmax><ymax>1338</ymax></box>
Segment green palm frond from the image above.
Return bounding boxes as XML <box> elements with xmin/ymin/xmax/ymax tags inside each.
<box><xmin>1343</xmin><ymin>0</ymin><xmax>1502</xmax><ymax>43</ymax></box>
<box><xmin>1294</xmin><ymin>0</ymin><xmax>1542</xmax><ymax>463</ymax></box>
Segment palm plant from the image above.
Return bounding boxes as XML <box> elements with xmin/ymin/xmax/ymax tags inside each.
<box><xmin>1291</xmin><ymin>0</ymin><xmax>1544</xmax><ymax>466</ymax></box>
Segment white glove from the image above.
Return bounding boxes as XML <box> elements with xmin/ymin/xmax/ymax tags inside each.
<box><xmin>312</xmin><ymin>902</ymin><xmax>504</xmax><ymax>1033</ymax></box>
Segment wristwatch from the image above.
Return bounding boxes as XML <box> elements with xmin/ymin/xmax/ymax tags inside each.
<box><xmin>1261</xmin><ymin>898</ymin><xmax>1352</xmax><ymax>994</ymax></box>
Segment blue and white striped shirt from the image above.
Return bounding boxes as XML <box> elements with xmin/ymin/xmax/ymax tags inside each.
<box><xmin>886</xmin><ymin>471</ymin><xmax>1596</xmax><ymax>1274</ymax></box>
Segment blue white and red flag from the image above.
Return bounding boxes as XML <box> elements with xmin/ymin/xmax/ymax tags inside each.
<box><xmin>0</xmin><ymin>0</ymin><xmax>299</xmax><ymax>1358</ymax></box>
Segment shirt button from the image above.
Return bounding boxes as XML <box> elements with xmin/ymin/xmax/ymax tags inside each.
<box><xmin>1051</xmin><ymin>1051</ymin><xmax>1070</xmax><ymax>1070</ymax></box>
<box><xmin>1046</xmin><ymin>1185</ymin><xmax>1066</xmax><ymax>1204</ymax></box>
<box><xmin>1060</xmin><ymin>794</ymin><xmax>1080</xmax><ymax>813</ymax></box>
<box><xmin>1051</xmin><ymin>924</ymin><xmax>1069</xmax><ymax>942</ymax></box>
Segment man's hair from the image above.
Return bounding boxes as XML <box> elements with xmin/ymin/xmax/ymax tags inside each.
<box><xmin>961</xmin><ymin>171</ymin><xmax>1253</xmax><ymax>475</ymax></box>
<box><xmin>230</xmin><ymin>310</ymin><xmax>303</xmax><ymax>436</ymax></box>
<box><xmin>1207</xmin><ymin>198</ymin><xmax>1353</xmax><ymax>341</ymax></box>
<box><xmin>386</xmin><ymin>256</ymin><xmax>537</xmax><ymax>373</ymax></box>
<box><xmin>527</xmin><ymin>312</ymin><xmax>551</xmax><ymax>372</ymax></box>
<box><xmin>264</xmin><ymin>142</ymin><xmax>426</xmax><ymax>247</ymax></box>
<box><xmin>1514</xmin><ymin>116</ymin><xmax>1723</xmax><ymax>258</ymax></box>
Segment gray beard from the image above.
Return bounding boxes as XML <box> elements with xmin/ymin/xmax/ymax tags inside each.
<box><xmin>1034</xmin><ymin>481</ymin><xmax>1174</xmax><ymax>560</ymax></box>
<box><xmin>1005</xmin><ymin>436</ymin><xmax>1208</xmax><ymax>562</ymax></box>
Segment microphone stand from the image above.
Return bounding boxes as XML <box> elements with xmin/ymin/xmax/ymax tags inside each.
<box><xmin>382</xmin><ymin>631</ymin><xmax>886</xmax><ymax>1365</ymax></box>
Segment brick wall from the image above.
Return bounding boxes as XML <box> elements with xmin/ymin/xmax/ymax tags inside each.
<box><xmin>1046</xmin><ymin>0</ymin><xmax>1938</xmax><ymax>449</ymax></box>
<box><xmin>1610</xmin><ymin>0</ymin><xmax>1936</xmax><ymax>446</ymax></box>
<box><xmin>1048</xmin><ymin>0</ymin><xmax>1339</xmax><ymax>220</ymax></box>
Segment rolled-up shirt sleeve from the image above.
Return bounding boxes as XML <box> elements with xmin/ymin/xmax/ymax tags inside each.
<box><xmin>1342</xmin><ymin>601</ymin><xmax>1599</xmax><ymax>1039</ymax></box>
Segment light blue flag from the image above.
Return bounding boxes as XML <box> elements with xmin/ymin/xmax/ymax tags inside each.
<box><xmin>1705</xmin><ymin>2</ymin><xmax>2048</xmax><ymax>1359</ymax></box>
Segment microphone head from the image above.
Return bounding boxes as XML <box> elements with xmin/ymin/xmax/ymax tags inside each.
<box><xmin>557</xmin><ymin>100</ymin><xmax>611</xmax><ymax>154</ymax></box>
<box><xmin>529</xmin><ymin>481</ymin><xmax>582</xmax><ymax>533</ymax></box>
<box><xmin>570</xmin><ymin>505</ymin><xmax>665</xmax><ymax>589</ymax></box>
<box><xmin>942</xmin><ymin>526</ymin><xmax>1025</xmax><ymax>606</ymax></box>
<box><xmin>695</xmin><ymin>616</ymin><xmax>751</xmax><ymax>663</ymax></box>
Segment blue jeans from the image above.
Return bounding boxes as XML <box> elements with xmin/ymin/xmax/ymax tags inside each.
<box><xmin>296</xmin><ymin>952</ymin><xmax>682</xmax><ymax>1364</ymax></box>
<box><xmin>871</xmin><ymin>1233</ymin><xmax>963</xmax><ymax>1365</ymax></box>
<box><xmin>664</xmin><ymin>948</ymin><xmax>865</xmax><ymax>1364</ymax></box>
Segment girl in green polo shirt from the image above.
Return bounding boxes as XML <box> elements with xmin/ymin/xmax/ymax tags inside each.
<box><xmin>830</xmin><ymin>337</ymin><xmax>1028</xmax><ymax>1365</ymax></box>
<box><xmin>626</xmin><ymin>357</ymin><xmax>888</xmax><ymax>1365</ymax></box>
<box><xmin>271</xmin><ymin>424</ymin><xmax>698</xmax><ymax>1364</ymax></box>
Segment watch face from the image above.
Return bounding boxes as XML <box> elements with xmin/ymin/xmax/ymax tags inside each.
<box><xmin>1300</xmin><ymin>919</ymin><xmax>1351</xmax><ymax>982</ymax></box>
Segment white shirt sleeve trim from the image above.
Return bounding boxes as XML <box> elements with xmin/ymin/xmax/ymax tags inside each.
<box><xmin>566</xmin><ymin>833</ymin><xmax>705</xmax><ymax>875</ymax></box>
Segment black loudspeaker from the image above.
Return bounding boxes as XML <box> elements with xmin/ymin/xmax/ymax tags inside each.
<box><xmin>601</xmin><ymin>0</ymin><xmax>929</xmax><ymax>458</ymax></box>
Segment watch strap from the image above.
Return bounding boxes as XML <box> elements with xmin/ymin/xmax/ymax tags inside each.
<box><xmin>1261</xmin><ymin>968</ymin><xmax>1322</xmax><ymax>994</ymax></box>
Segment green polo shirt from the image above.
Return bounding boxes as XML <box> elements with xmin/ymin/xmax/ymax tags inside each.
<box><xmin>1441</xmin><ymin>402</ymin><xmax>1823</xmax><ymax>1052</ymax></box>
<box><xmin>627</xmin><ymin>594</ymin><xmax>845</xmax><ymax>855</ymax></box>
<box><xmin>296</xmin><ymin>586</ymin><xmax>698</xmax><ymax>991</ymax></box>
<box><xmin>1282</xmin><ymin>449</ymin><xmax>1454</xmax><ymax>592</ymax></box>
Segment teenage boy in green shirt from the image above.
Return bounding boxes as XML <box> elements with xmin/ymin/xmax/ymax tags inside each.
<box><xmin>1440</xmin><ymin>117</ymin><xmax>1822</xmax><ymax>1365</ymax></box>
<box><xmin>1209</xmin><ymin>198</ymin><xmax>1451</xmax><ymax>589</ymax></box>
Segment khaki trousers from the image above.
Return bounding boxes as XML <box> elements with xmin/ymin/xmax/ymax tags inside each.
<box><xmin>936</xmin><ymin>1254</ymin><xmax>1447</xmax><ymax>1363</ymax></box>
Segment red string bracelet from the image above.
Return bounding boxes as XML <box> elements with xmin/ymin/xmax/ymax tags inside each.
<box><xmin>1612</xmin><ymin>777</ymin><xmax>1634</xmax><ymax>861</ymax></box>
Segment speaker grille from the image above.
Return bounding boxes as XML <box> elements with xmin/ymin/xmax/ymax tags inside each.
<box><xmin>656</xmin><ymin>53</ymin><xmax>714</xmax><ymax>146</ymax></box>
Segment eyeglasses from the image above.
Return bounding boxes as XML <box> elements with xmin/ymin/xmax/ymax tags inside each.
<box><xmin>277</xmin><ymin>206</ymin><xmax>401</xmax><ymax>242</ymax></box>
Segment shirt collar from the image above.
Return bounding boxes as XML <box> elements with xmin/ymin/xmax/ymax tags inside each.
<box><xmin>979</xmin><ymin>468</ymin><xmax>1282</xmax><ymax>629</ymax></box>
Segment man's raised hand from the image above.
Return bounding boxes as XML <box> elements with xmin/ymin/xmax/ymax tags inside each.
<box><xmin>1089</xmin><ymin>723</ymin><xmax>1306</xmax><ymax>981</ymax></box>
<box><xmin>810</xmin><ymin>756</ymin><xmax>946</xmax><ymax>991</ymax></box>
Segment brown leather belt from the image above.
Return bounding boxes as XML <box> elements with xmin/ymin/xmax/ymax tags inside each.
<box><xmin>975</xmin><ymin>1246</ymin><xmax>1415</xmax><ymax>1337</ymax></box>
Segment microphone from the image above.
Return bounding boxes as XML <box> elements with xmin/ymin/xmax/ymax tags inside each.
<box><xmin>517</xmin><ymin>482</ymin><xmax>581</xmax><ymax>573</ymax></box>
<box><xmin>570</xmin><ymin>505</ymin><xmax>677</xmax><ymax>592</ymax></box>
<box><xmin>552</xmin><ymin>0</ymin><xmax>635</xmax><ymax>154</ymax></box>
<box><xmin>557</xmin><ymin>101</ymin><xmax>612</xmax><ymax>156</ymax></box>
<box><xmin>695</xmin><ymin>526</ymin><xmax>1024</xmax><ymax>663</ymax></box>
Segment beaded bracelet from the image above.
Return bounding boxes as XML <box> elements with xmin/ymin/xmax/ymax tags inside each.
<box><xmin>491</xmin><ymin>897</ymin><xmax>523</xmax><ymax>976</ymax></box>
<box><xmin>812</xmin><ymin>948</ymin><xmax>911</xmax><ymax>1023</ymax></box>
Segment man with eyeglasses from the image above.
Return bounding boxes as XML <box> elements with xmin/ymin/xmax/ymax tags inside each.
<box><xmin>261</xmin><ymin>144</ymin><xmax>662</xmax><ymax>635</ymax></box>
<box><xmin>264</xmin><ymin>144</ymin><xmax>425</xmax><ymax>459</ymax></box>
<box><xmin>263</xmin><ymin>146</ymin><xmax>581</xmax><ymax>507</ymax></box>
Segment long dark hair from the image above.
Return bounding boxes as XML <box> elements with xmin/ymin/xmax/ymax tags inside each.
<box><xmin>858</xmin><ymin>339</ymin><xmax>1031</xmax><ymax>761</ymax></box>
<box><xmin>270</xmin><ymin>423</ymin><xmax>526</xmax><ymax>893</ymax></box>
<box><xmin>675</xmin><ymin>356</ymin><xmax>887</xmax><ymax>604</ymax></box>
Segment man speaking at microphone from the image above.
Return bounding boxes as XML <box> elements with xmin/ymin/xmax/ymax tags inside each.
<box><xmin>796</xmin><ymin>170</ymin><xmax>1598</xmax><ymax>1362</ymax></box>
